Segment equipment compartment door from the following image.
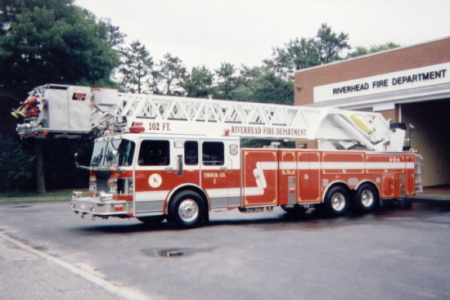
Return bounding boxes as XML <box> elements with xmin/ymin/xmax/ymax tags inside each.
<box><xmin>382</xmin><ymin>175</ymin><xmax>397</xmax><ymax>198</ymax></box>
<box><xmin>278</xmin><ymin>150</ymin><xmax>297</xmax><ymax>206</ymax></box>
<box><xmin>297</xmin><ymin>151</ymin><xmax>321</xmax><ymax>203</ymax></box>
<box><xmin>242</xmin><ymin>149</ymin><xmax>278</xmax><ymax>207</ymax></box>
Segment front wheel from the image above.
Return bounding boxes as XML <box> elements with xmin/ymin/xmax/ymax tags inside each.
<box><xmin>324</xmin><ymin>186</ymin><xmax>349</xmax><ymax>217</ymax></box>
<box><xmin>168</xmin><ymin>191</ymin><xmax>207</xmax><ymax>228</ymax></box>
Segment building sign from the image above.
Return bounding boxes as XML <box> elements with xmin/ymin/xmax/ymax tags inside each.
<box><xmin>314</xmin><ymin>62</ymin><xmax>450</xmax><ymax>103</ymax></box>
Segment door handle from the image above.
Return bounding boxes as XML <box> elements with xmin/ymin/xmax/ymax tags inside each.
<box><xmin>177</xmin><ymin>155</ymin><xmax>183</xmax><ymax>176</ymax></box>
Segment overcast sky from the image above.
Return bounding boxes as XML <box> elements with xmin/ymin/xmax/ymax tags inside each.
<box><xmin>75</xmin><ymin>0</ymin><xmax>450</xmax><ymax>70</ymax></box>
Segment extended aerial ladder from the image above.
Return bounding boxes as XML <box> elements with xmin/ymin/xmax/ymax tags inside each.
<box><xmin>14</xmin><ymin>84</ymin><xmax>406</xmax><ymax>152</ymax></box>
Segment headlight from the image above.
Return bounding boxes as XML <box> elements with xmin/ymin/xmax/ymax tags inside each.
<box><xmin>72</xmin><ymin>191</ymin><xmax>83</xmax><ymax>199</ymax></box>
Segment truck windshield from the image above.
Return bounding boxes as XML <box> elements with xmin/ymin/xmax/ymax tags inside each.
<box><xmin>91</xmin><ymin>139</ymin><xmax>135</xmax><ymax>167</ymax></box>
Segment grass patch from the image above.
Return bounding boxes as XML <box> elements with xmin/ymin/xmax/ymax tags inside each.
<box><xmin>0</xmin><ymin>189</ymin><xmax>89</xmax><ymax>201</ymax></box>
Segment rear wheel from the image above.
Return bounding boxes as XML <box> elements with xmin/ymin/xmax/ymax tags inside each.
<box><xmin>324</xmin><ymin>186</ymin><xmax>349</xmax><ymax>216</ymax></box>
<box><xmin>354</xmin><ymin>183</ymin><xmax>379</xmax><ymax>212</ymax></box>
<box><xmin>168</xmin><ymin>190</ymin><xmax>207</xmax><ymax>228</ymax></box>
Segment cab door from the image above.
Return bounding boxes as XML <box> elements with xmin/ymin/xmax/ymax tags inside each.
<box><xmin>200</xmin><ymin>140</ymin><xmax>227</xmax><ymax>209</ymax></box>
<box><xmin>134</xmin><ymin>139</ymin><xmax>177</xmax><ymax>215</ymax></box>
<box><xmin>179</xmin><ymin>139</ymin><xmax>201</xmax><ymax>188</ymax></box>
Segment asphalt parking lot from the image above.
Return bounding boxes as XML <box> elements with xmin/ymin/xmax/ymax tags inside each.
<box><xmin>1</xmin><ymin>195</ymin><xmax>450</xmax><ymax>300</ymax></box>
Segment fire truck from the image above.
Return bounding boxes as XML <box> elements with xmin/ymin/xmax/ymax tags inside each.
<box><xmin>14</xmin><ymin>84</ymin><xmax>423</xmax><ymax>228</ymax></box>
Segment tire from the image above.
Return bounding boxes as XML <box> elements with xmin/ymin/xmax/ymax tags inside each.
<box><xmin>354</xmin><ymin>183</ymin><xmax>379</xmax><ymax>213</ymax></box>
<box><xmin>137</xmin><ymin>215</ymin><xmax>166</xmax><ymax>226</ymax></box>
<box><xmin>324</xmin><ymin>186</ymin><xmax>349</xmax><ymax>216</ymax></box>
<box><xmin>167</xmin><ymin>190</ymin><xmax>207</xmax><ymax>228</ymax></box>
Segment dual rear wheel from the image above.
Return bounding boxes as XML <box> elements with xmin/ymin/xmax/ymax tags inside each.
<box><xmin>324</xmin><ymin>184</ymin><xmax>379</xmax><ymax>216</ymax></box>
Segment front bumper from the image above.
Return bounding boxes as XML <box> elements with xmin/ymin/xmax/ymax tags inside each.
<box><xmin>71</xmin><ymin>197</ymin><xmax>132</xmax><ymax>216</ymax></box>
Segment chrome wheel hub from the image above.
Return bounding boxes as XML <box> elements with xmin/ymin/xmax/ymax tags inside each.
<box><xmin>361</xmin><ymin>190</ymin><xmax>374</xmax><ymax>207</ymax></box>
<box><xmin>331</xmin><ymin>192</ymin><xmax>346</xmax><ymax>211</ymax></box>
<box><xmin>178</xmin><ymin>199</ymin><xmax>199</xmax><ymax>222</ymax></box>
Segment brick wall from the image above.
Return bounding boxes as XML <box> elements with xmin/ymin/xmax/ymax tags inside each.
<box><xmin>294</xmin><ymin>37</ymin><xmax>450</xmax><ymax>107</ymax></box>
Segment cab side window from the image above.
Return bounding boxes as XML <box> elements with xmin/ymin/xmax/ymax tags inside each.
<box><xmin>138</xmin><ymin>140</ymin><xmax>170</xmax><ymax>166</ymax></box>
<box><xmin>185</xmin><ymin>141</ymin><xmax>198</xmax><ymax>165</ymax></box>
<box><xmin>202</xmin><ymin>142</ymin><xmax>224</xmax><ymax>166</ymax></box>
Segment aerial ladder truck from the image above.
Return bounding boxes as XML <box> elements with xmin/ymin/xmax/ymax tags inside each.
<box><xmin>14</xmin><ymin>84</ymin><xmax>423</xmax><ymax>228</ymax></box>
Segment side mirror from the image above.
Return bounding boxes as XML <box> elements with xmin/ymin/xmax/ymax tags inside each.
<box><xmin>74</xmin><ymin>153</ymin><xmax>90</xmax><ymax>170</ymax></box>
<box><xmin>409</xmin><ymin>124</ymin><xmax>414</xmax><ymax>138</ymax></box>
<box><xmin>404</xmin><ymin>124</ymin><xmax>414</xmax><ymax>151</ymax></box>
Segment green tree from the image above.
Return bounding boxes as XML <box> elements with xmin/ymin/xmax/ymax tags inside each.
<box><xmin>264</xmin><ymin>24</ymin><xmax>350</xmax><ymax>79</ymax></box>
<box><xmin>238</xmin><ymin>66</ymin><xmax>293</xmax><ymax>104</ymax></box>
<box><xmin>348</xmin><ymin>46</ymin><xmax>370</xmax><ymax>57</ymax></box>
<box><xmin>0</xmin><ymin>136</ymin><xmax>34</xmax><ymax>194</ymax></box>
<box><xmin>180</xmin><ymin>66</ymin><xmax>214</xmax><ymax>98</ymax></box>
<box><xmin>0</xmin><ymin>0</ymin><xmax>123</xmax><ymax>194</ymax></box>
<box><xmin>0</xmin><ymin>0</ymin><xmax>120</xmax><ymax>98</ymax></box>
<box><xmin>104</xmin><ymin>19</ymin><xmax>126</xmax><ymax>48</ymax></box>
<box><xmin>264</xmin><ymin>38</ymin><xmax>320</xmax><ymax>79</ymax></box>
<box><xmin>102</xmin><ymin>18</ymin><xmax>126</xmax><ymax>84</ymax></box>
<box><xmin>369</xmin><ymin>42</ymin><xmax>400</xmax><ymax>52</ymax></box>
<box><xmin>119</xmin><ymin>40</ymin><xmax>153</xmax><ymax>94</ymax></box>
<box><xmin>348</xmin><ymin>42</ymin><xmax>400</xmax><ymax>58</ymax></box>
<box><xmin>316</xmin><ymin>23</ymin><xmax>350</xmax><ymax>63</ymax></box>
<box><xmin>213</xmin><ymin>63</ymin><xmax>242</xmax><ymax>100</ymax></box>
<box><xmin>152</xmin><ymin>53</ymin><xmax>186</xmax><ymax>95</ymax></box>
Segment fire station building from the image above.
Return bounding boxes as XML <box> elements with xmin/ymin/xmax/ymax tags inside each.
<box><xmin>294</xmin><ymin>37</ymin><xmax>450</xmax><ymax>187</ymax></box>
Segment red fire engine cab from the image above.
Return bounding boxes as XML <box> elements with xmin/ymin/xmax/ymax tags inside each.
<box><xmin>15</xmin><ymin>84</ymin><xmax>423</xmax><ymax>228</ymax></box>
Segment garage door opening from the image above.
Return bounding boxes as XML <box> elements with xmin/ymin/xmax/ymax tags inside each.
<box><xmin>401</xmin><ymin>98</ymin><xmax>450</xmax><ymax>187</ymax></box>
